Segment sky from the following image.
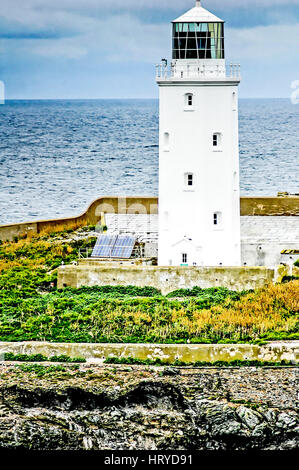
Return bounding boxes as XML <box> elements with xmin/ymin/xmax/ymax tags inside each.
<box><xmin>0</xmin><ymin>0</ymin><xmax>298</xmax><ymax>99</ymax></box>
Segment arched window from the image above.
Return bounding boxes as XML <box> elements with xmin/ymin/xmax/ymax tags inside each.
<box><xmin>163</xmin><ymin>132</ymin><xmax>170</xmax><ymax>151</ymax></box>
<box><xmin>232</xmin><ymin>91</ymin><xmax>237</xmax><ymax>111</ymax></box>
<box><xmin>233</xmin><ymin>171</ymin><xmax>238</xmax><ymax>190</ymax></box>
<box><xmin>213</xmin><ymin>132</ymin><xmax>222</xmax><ymax>148</ymax></box>
<box><xmin>185</xmin><ymin>93</ymin><xmax>193</xmax><ymax>107</ymax></box>
<box><xmin>163</xmin><ymin>210</ymin><xmax>169</xmax><ymax>231</ymax></box>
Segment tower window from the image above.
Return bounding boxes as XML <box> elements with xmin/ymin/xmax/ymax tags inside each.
<box><xmin>185</xmin><ymin>93</ymin><xmax>193</xmax><ymax>108</ymax></box>
<box><xmin>182</xmin><ymin>253</ymin><xmax>188</xmax><ymax>264</ymax></box>
<box><xmin>213</xmin><ymin>212</ymin><xmax>222</xmax><ymax>227</ymax></box>
<box><xmin>164</xmin><ymin>132</ymin><xmax>170</xmax><ymax>151</ymax></box>
<box><xmin>163</xmin><ymin>210</ymin><xmax>169</xmax><ymax>231</ymax></box>
<box><xmin>213</xmin><ymin>133</ymin><xmax>222</xmax><ymax>148</ymax></box>
<box><xmin>233</xmin><ymin>171</ymin><xmax>238</xmax><ymax>190</ymax></box>
<box><xmin>184</xmin><ymin>172</ymin><xmax>194</xmax><ymax>188</ymax></box>
<box><xmin>232</xmin><ymin>91</ymin><xmax>237</xmax><ymax>110</ymax></box>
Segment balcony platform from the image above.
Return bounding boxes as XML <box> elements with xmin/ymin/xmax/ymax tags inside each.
<box><xmin>156</xmin><ymin>62</ymin><xmax>241</xmax><ymax>84</ymax></box>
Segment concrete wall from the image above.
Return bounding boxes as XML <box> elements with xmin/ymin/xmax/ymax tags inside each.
<box><xmin>0</xmin><ymin>196</ymin><xmax>158</xmax><ymax>242</ymax></box>
<box><xmin>240</xmin><ymin>196</ymin><xmax>299</xmax><ymax>216</ymax></box>
<box><xmin>240</xmin><ymin>216</ymin><xmax>299</xmax><ymax>267</ymax></box>
<box><xmin>1</xmin><ymin>195</ymin><xmax>298</xmax><ymax>242</ymax></box>
<box><xmin>0</xmin><ymin>341</ymin><xmax>297</xmax><ymax>364</ymax></box>
<box><xmin>58</xmin><ymin>263</ymin><xmax>276</xmax><ymax>295</ymax></box>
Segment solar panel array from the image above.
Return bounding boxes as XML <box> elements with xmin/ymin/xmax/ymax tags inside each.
<box><xmin>91</xmin><ymin>235</ymin><xmax>136</xmax><ymax>259</ymax></box>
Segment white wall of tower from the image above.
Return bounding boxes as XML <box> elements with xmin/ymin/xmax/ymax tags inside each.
<box><xmin>158</xmin><ymin>81</ymin><xmax>241</xmax><ymax>267</ymax></box>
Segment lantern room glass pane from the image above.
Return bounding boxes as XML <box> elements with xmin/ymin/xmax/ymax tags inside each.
<box><xmin>172</xmin><ymin>22</ymin><xmax>224</xmax><ymax>60</ymax></box>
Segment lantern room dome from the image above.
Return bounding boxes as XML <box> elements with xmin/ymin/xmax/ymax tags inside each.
<box><xmin>173</xmin><ymin>1</ymin><xmax>223</xmax><ymax>24</ymax></box>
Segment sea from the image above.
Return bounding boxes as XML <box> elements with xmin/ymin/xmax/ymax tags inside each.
<box><xmin>0</xmin><ymin>98</ymin><xmax>298</xmax><ymax>225</ymax></box>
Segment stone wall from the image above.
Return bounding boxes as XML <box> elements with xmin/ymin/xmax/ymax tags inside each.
<box><xmin>0</xmin><ymin>341</ymin><xmax>298</xmax><ymax>364</ymax></box>
<box><xmin>0</xmin><ymin>196</ymin><xmax>158</xmax><ymax>242</ymax></box>
<box><xmin>240</xmin><ymin>196</ymin><xmax>299</xmax><ymax>216</ymax></box>
<box><xmin>240</xmin><ymin>216</ymin><xmax>299</xmax><ymax>266</ymax></box>
<box><xmin>58</xmin><ymin>263</ymin><xmax>276</xmax><ymax>294</ymax></box>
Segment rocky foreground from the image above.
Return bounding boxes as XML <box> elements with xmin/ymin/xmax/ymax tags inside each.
<box><xmin>0</xmin><ymin>363</ymin><xmax>298</xmax><ymax>450</ymax></box>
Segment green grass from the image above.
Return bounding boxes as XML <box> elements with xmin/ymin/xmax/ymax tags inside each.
<box><xmin>0</xmin><ymin>230</ymin><xmax>298</xmax><ymax>345</ymax></box>
<box><xmin>15</xmin><ymin>364</ymin><xmax>69</xmax><ymax>377</ymax></box>
<box><xmin>3</xmin><ymin>352</ymin><xmax>86</xmax><ymax>363</ymax></box>
<box><xmin>104</xmin><ymin>356</ymin><xmax>296</xmax><ymax>368</ymax></box>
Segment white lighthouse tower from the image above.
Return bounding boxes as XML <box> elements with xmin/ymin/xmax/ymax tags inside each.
<box><xmin>157</xmin><ymin>0</ymin><xmax>241</xmax><ymax>267</ymax></box>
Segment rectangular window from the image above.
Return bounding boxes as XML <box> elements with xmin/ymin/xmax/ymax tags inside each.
<box><xmin>182</xmin><ymin>253</ymin><xmax>188</xmax><ymax>263</ymax></box>
<box><xmin>213</xmin><ymin>133</ymin><xmax>222</xmax><ymax>150</ymax></box>
<box><xmin>188</xmin><ymin>95</ymin><xmax>193</xmax><ymax>106</ymax></box>
<box><xmin>184</xmin><ymin>173</ymin><xmax>194</xmax><ymax>189</ymax></box>
<box><xmin>213</xmin><ymin>212</ymin><xmax>223</xmax><ymax>227</ymax></box>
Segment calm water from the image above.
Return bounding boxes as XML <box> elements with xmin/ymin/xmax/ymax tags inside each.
<box><xmin>0</xmin><ymin>99</ymin><xmax>298</xmax><ymax>225</ymax></box>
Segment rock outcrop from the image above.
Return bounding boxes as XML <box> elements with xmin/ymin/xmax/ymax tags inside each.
<box><xmin>0</xmin><ymin>364</ymin><xmax>297</xmax><ymax>450</ymax></box>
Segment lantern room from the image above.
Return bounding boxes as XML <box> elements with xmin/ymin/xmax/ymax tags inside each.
<box><xmin>172</xmin><ymin>0</ymin><xmax>224</xmax><ymax>60</ymax></box>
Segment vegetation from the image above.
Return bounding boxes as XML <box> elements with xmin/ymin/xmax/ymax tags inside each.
<box><xmin>0</xmin><ymin>228</ymin><xmax>298</xmax><ymax>344</ymax></box>
<box><xmin>15</xmin><ymin>364</ymin><xmax>70</xmax><ymax>377</ymax></box>
<box><xmin>104</xmin><ymin>356</ymin><xmax>295</xmax><ymax>368</ymax></box>
<box><xmin>166</xmin><ymin>286</ymin><xmax>248</xmax><ymax>300</ymax></box>
<box><xmin>3</xmin><ymin>353</ymin><xmax>86</xmax><ymax>363</ymax></box>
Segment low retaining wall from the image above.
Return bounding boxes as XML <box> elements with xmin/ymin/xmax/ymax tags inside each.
<box><xmin>0</xmin><ymin>196</ymin><xmax>158</xmax><ymax>242</ymax></box>
<box><xmin>0</xmin><ymin>341</ymin><xmax>298</xmax><ymax>364</ymax></box>
<box><xmin>1</xmin><ymin>195</ymin><xmax>298</xmax><ymax>241</ymax></box>
<box><xmin>58</xmin><ymin>264</ymin><xmax>276</xmax><ymax>294</ymax></box>
<box><xmin>240</xmin><ymin>196</ymin><xmax>299</xmax><ymax>216</ymax></box>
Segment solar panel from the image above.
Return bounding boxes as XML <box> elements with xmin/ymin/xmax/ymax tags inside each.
<box><xmin>112</xmin><ymin>236</ymin><xmax>136</xmax><ymax>258</ymax></box>
<box><xmin>91</xmin><ymin>235</ymin><xmax>117</xmax><ymax>258</ymax></box>
<box><xmin>91</xmin><ymin>235</ymin><xmax>136</xmax><ymax>259</ymax></box>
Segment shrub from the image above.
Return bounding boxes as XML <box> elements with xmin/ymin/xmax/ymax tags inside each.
<box><xmin>104</xmin><ymin>356</ymin><xmax>295</xmax><ymax>367</ymax></box>
<box><xmin>3</xmin><ymin>352</ymin><xmax>86</xmax><ymax>363</ymax></box>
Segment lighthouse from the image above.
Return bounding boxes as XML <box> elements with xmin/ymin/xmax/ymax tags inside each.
<box><xmin>157</xmin><ymin>0</ymin><xmax>241</xmax><ymax>267</ymax></box>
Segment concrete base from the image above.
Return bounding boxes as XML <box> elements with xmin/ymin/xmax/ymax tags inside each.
<box><xmin>0</xmin><ymin>341</ymin><xmax>298</xmax><ymax>364</ymax></box>
<box><xmin>58</xmin><ymin>263</ymin><xmax>278</xmax><ymax>294</ymax></box>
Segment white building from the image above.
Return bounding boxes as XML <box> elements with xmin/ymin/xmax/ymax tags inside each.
<box><xmin>157</xmin><ymin>0</ymin><xmax>241</xmax><ymax>267</ymax></box>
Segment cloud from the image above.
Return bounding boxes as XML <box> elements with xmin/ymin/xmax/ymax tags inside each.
<box><xmin>2</xmin><ymin>0</ymin><xmax>298</xmax><ymax>11</ymax></box>
<box><xmin>1</xmin><ymin>2</ymin><xmax>298</xmax><ymax>65</ymax></box>
<box><xmin>29</xmin><ymin>40</ymin><xmax>88</xmax><ymax>59</ymax></box>
<box><xmin>1</xmin><ymin>1</ymin><xmax>299</xmax><ymax>26</ymax></box>
<box><xmin>0</xmin><ymin>0</ymin><xmax>298</xmax><ymax>98</ymax></box>
<box><xmin>23</xmin><ymin>14</ymin><xmax>169</xmax><ymax>63</ymax></box>
<box><xmin>226</xmin><ymin>23</ymin><xmax>299</xmax><ymax>62</ymax></box>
